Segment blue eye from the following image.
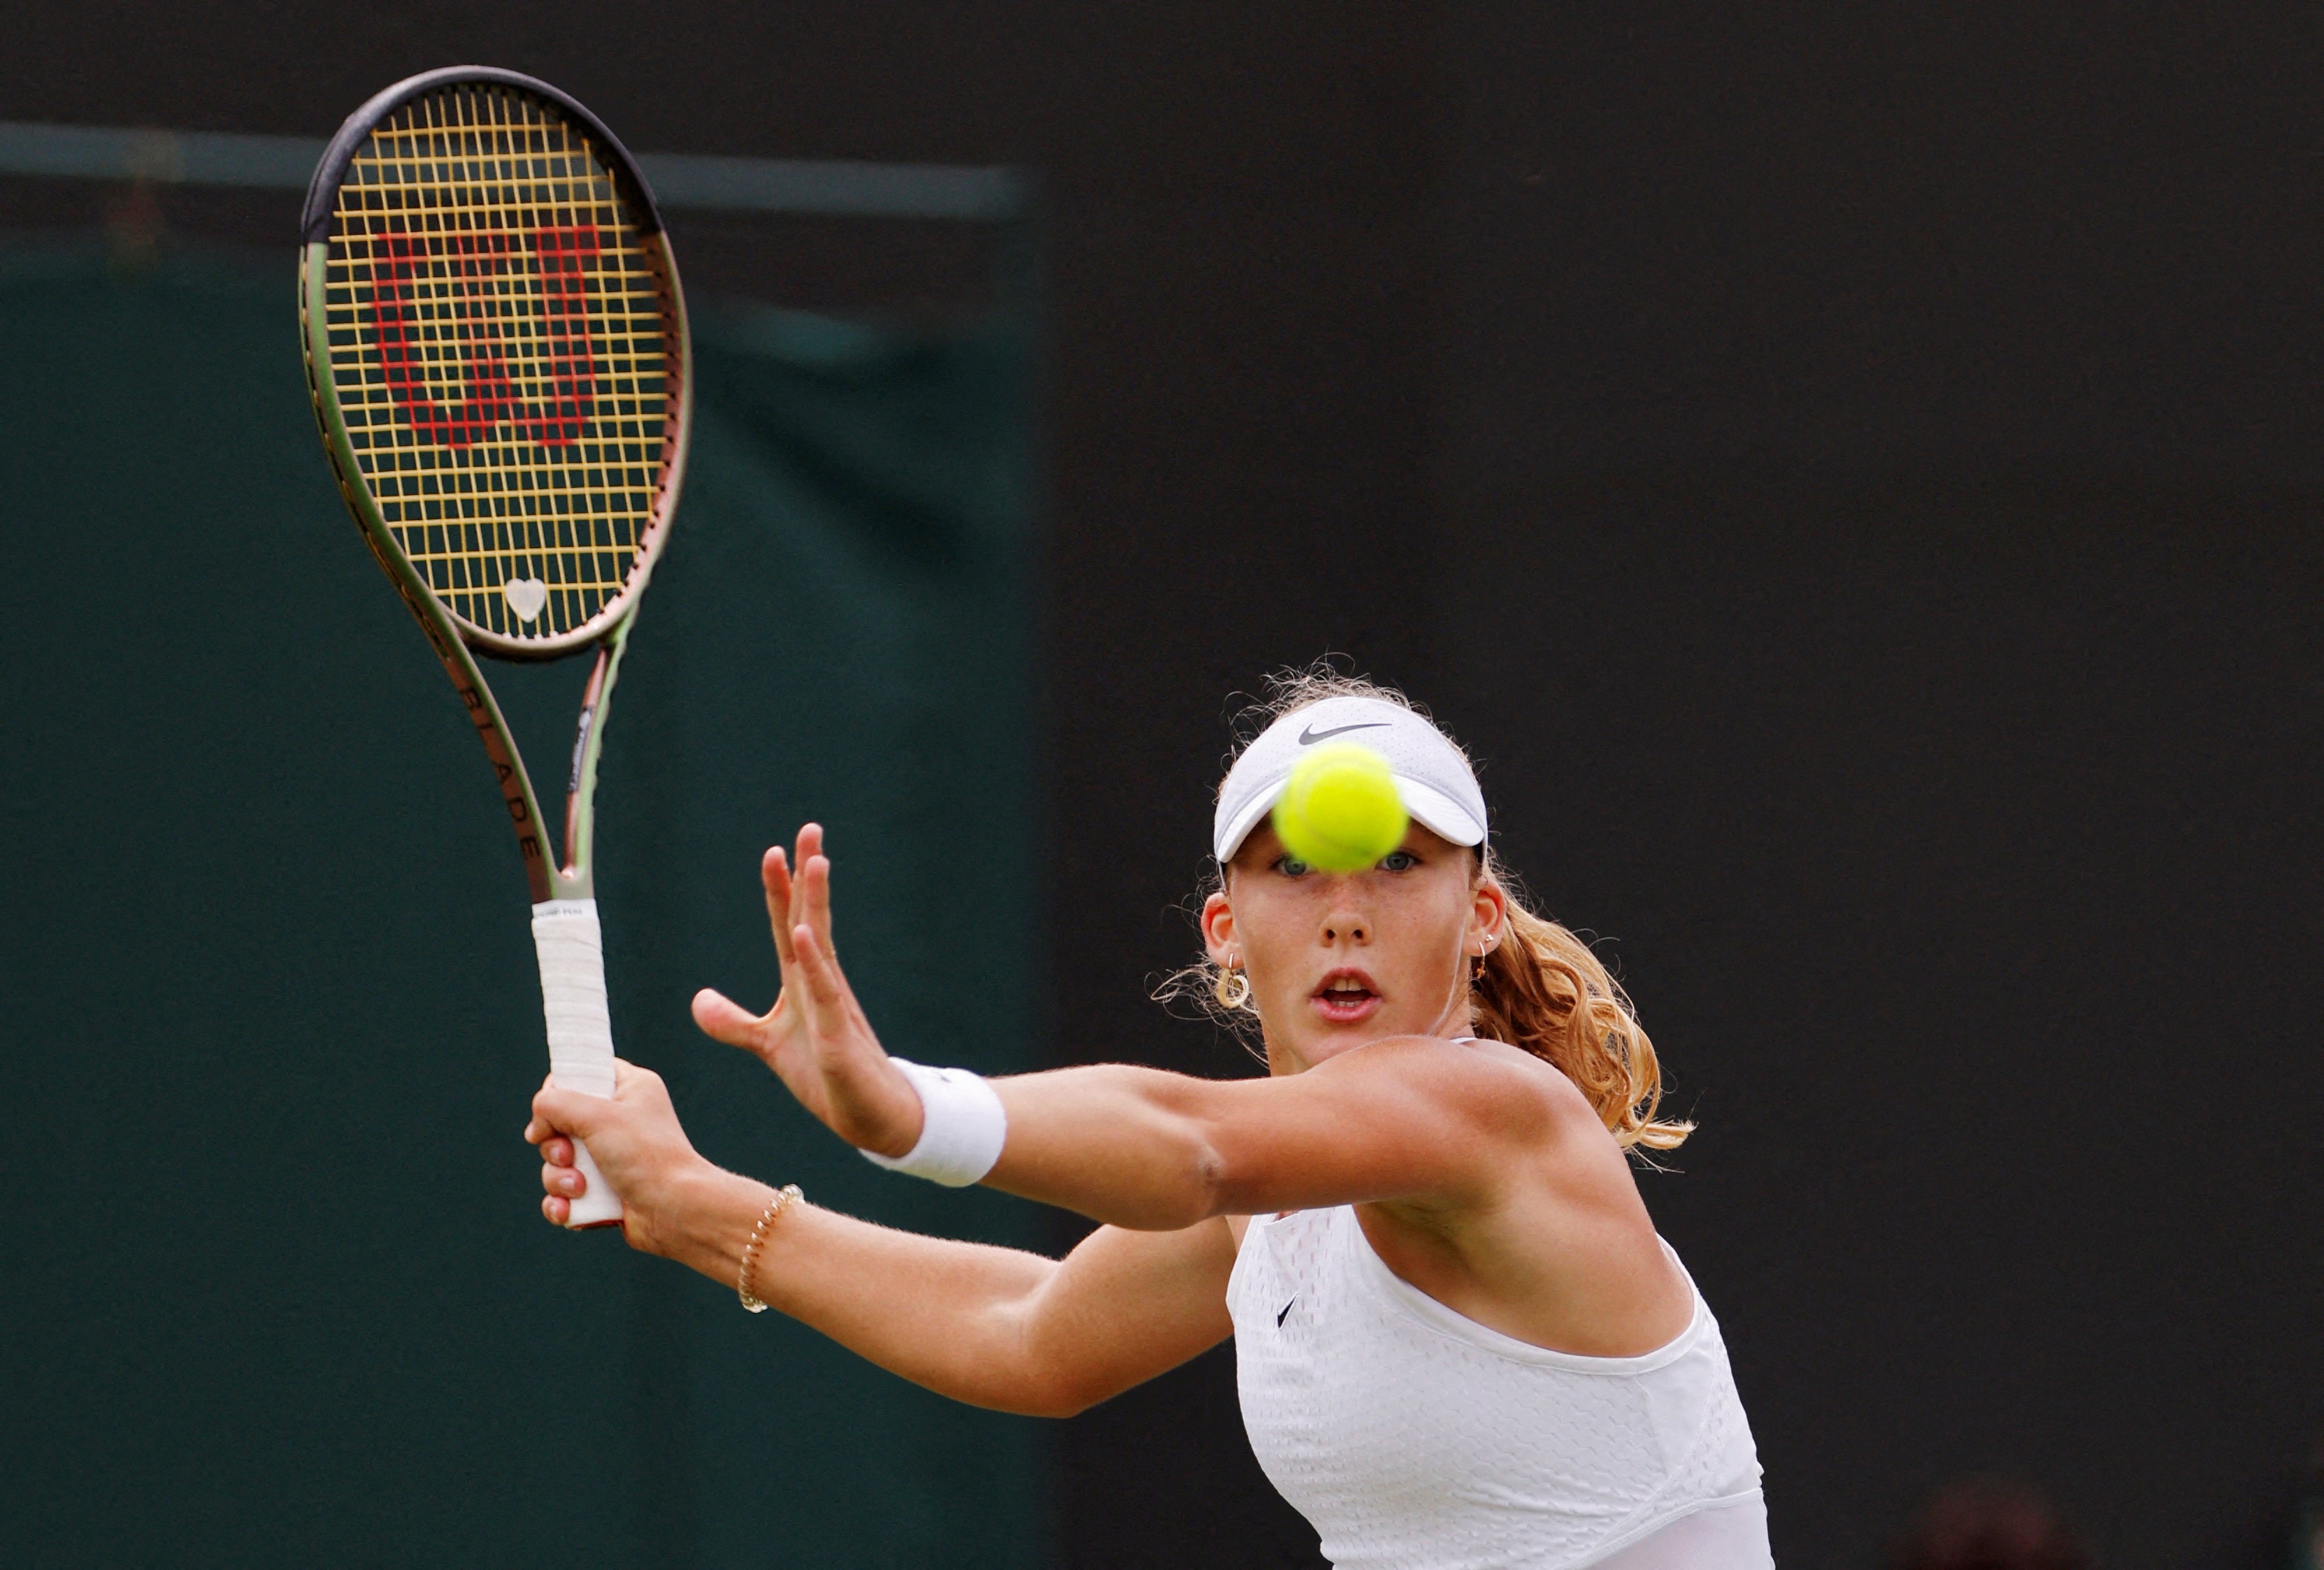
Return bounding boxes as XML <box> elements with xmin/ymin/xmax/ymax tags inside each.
<box><xmin>1275</xmin><ymin>855</ymin><xmax>1312</xmax><ymax>877</ymax></box>
<box><xmin>1378</xmin><ymin>849</ymin><xmax>1417</xmax><ymax>872</ymax></box>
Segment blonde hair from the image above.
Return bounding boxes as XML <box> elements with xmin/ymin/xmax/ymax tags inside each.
<box><xmin>1168</xmin><ymin>663</ymin><xmax>1693</xmax><ymax>1153</ymax></box>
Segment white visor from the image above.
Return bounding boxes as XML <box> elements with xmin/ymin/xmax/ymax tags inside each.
<box><xmin>1213</xmin><ymin>696</ymin><xmax>1488</xmax><ymax>863</ymax></box>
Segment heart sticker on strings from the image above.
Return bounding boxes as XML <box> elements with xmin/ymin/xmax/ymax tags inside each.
<box><xmin>503</xmin><ymin>577</ymin><xmax>549</xmax><ymax>624</ymax></box>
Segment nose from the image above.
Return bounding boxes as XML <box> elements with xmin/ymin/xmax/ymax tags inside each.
<box><xmin>1321</xmin><ymin>890</ymin><xmax>1369</xmax><ymax>945</ymax></box>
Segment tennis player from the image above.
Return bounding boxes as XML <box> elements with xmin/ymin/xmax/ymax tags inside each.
<box><xmin>528</xmin><ymin>672</ymin><xmax>1770</xmax><ymax>1568</ymax></box>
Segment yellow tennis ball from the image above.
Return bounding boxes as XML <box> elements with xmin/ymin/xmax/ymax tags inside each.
<box><xmin>1272</xmin><ymin>742</ymin><xmax>1409</xmax><ymax>872</ymax></box>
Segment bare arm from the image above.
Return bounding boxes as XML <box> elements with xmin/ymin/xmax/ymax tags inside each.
<box><xmin>982</xmin><ymin>1037</ymin><xmax>1568</xmax><ymax>1229</ymax></box>
<box><xmin>689</xmin><ymin>827</ymin><xmax>1571</xmax><ymax>1234</ymax></box>
<box><xmin>529</xmin><ymin>1067</ymin><xmax>1235</xmax><ymax>1417</ymax></box>
<box><xmin>531</xmin><ymin>825</ymin><xmax>1670</xmax><ymax>1379</ymax></box>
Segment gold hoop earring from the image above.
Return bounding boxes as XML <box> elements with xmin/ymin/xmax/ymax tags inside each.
<box><xmin>1215</xmin><ymin>966</ymin><xmax>1252</xmax><ymax>1011</ymax></box>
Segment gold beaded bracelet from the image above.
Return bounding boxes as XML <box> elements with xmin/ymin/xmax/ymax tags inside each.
<box><xmin>737</xmin><ymin>1183</ymin><xmax>804</xmax><ymax>1313</ymax></box>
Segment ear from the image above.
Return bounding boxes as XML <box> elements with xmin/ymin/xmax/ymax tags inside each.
<box><xmin>1200</xmin><ymin>888</ymin><xmax>1239</xmax><ymax>967</ymax></box>
<box><xmin>1468</xmin><ymin>874</ymin><xmax>1509</xmax><ymax>958</ymax></box>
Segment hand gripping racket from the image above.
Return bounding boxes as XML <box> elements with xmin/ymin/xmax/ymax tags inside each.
<box><xmin>299</xmin><ymin>68</ymin><xmax>692</xmax><ymax>1227</ymax></box>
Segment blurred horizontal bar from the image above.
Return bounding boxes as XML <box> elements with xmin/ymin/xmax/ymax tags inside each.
<box><xmin>0</xmin><ymin>120</ymin><xmax>1030</xmax><ymax>221</ymax></box>
<box><xmin>639</xmin><ymin>152</ymin><xmax>1027</xmax><ymax>221</ymax></box>
<box><xmin>0</xmin><ymin>122</ymin><xmax>319</xmax><ymax>189</ymax></box>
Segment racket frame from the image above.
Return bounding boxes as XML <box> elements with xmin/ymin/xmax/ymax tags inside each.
<box><xmin>296</xmin><ymin>68</ymin><xmax>694</xmax><ymax>902</ymax></box>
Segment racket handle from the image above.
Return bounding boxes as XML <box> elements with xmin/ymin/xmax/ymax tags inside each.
<box><xmin>532</xmin><ymin>898</ymin><xmax>625</xmax><ymax>1230</ymax></box>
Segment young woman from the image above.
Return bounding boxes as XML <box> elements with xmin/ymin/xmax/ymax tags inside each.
<box><xmin>527</xmin><ymin>673</ymin><xmax>1770</xmax><ymax>1569</ymax></box>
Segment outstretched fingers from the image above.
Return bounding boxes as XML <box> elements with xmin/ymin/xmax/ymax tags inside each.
<box><xmin>761</xmin><ymin>845</ymin><xmax>798</xmax><ymax>969</ymax></box>
<box><xmin>793</xmin><ymin>824</ymin><xmax>832</xmax><ymax>944</ymax></box>
<box><xmin>760</xmin><ymin>825</ymin><xmax>838</xmax><ymax>969</ymax></box>
<box><xmin>710</xmin><ymin>824</ymin><xmax>868</xmax><ymax>1081</ymax></box>
<box><xmin>789</xmin><ymin>916</ymin><xmax>853</xmax><ymax>1034</ymax></box>
<box><xmin>691</xmin><ymin>986</ymin><xmax>766</xmax><ymax>1051</ymax></box>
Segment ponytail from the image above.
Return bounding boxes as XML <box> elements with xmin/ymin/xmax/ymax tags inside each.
<box><xmin>1470</xmin><ymin>855</ymin><xmax>1691</xmax><ymax>1152</ymax></box>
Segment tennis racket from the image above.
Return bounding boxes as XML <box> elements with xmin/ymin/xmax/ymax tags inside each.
<box><xmin>299</xmin><ymin>67</ymin><xmax>692</xmax><ymax>1227</ymax></box>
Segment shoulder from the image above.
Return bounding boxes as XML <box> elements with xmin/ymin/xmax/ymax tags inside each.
<box><xmin>1314</xmin><ymin>1034</ymin><xmax>1596</xmax><ymax>1139</ymax></box>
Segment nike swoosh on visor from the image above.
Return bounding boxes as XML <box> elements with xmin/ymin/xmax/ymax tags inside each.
<box><xmin>1296</xmin><ymin>721</ymin><xmax>1391</xmax><ymax>745</ymax></box>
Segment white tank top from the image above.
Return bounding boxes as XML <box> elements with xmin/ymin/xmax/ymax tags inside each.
<box><xmin>1226</xmin><ymin>1205</ymin><xmax>1770</xmax><ymax>1570</ymax></box>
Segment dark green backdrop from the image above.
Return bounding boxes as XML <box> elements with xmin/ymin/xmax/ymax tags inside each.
<box><xmin>0</xmin><ymin>240</ymin><xmax>1047</xmax><ymax>1566</ymax></box>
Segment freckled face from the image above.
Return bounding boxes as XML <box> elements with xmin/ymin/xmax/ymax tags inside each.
<box><xmin>1203</xmin><ymin>821</ymin><xmax>1504</xmax><ymax>1074</ymax></box>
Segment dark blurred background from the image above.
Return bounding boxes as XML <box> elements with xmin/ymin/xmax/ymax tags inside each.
<box><xmin>4</xmin><ymin>6</ymin><xmax>2320</xmax><ymax>1569</ymax></box>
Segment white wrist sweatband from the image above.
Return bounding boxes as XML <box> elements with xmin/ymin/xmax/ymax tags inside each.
<box><xmin>859</xmin><ymin>1058</ymin><xmax>1007</xmax><ymax>1187</ymax></box>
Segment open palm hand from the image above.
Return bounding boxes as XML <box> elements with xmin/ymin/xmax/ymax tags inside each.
<box><xmin>691</xmin><ymin>823</ymin><xmax>924</xmax><ymax>1157</ymax></box>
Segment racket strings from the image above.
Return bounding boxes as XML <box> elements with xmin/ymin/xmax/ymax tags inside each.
<box><xmin>320</xmin><ymin>84</ymin><xmax>677</xmax><ymax>644</ymax></box>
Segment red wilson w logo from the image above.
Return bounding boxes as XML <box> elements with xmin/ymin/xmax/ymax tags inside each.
<box><xmin>370</xmin><ymin>226</ymin><xmax>600</xmax><ymax>449</ymax></box>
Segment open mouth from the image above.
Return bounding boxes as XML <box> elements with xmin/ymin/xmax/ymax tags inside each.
<box><xmin>1310</xmin><ymin>968</ymin><xmax>1380</xmax><ymax>1024</ymax></box>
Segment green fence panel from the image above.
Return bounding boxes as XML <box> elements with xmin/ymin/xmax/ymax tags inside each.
<box><xmin>0</xmin><ymin>240</ymin><xmax>1046</xmax><ymax>1569</ymax></box>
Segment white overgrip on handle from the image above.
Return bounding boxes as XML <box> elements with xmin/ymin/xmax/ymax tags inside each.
<box><xmin>532</xmin><ymin>898</ymin><xmax>624</xmax><ymax>1229</ymax></box>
